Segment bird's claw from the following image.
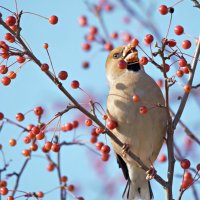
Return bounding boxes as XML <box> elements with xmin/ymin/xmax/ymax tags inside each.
<box><xmin>122</xmin><ymin>143</ymin><xmax>130</xmax><ymax>158</ymax></box>
<box><xmin>146</xmin><ymin>165</ymin><xmax>157</xmax><ymax>180</ymax></box>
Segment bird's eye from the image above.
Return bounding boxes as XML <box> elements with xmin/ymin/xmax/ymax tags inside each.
<box><xmin>113</xmin><ymin>52</ymin><xmax>122</xmax><ymax>59</ymax></box>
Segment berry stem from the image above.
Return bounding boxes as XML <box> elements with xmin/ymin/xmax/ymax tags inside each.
<box><xmin>0</xmin><ymin>6</ymin><xmax>14</xmax><ymax>14</ymax></box>
<box><xmin>165</xmin><ymin>13</ymin><xmax>173</xmax><ymax>39</ymax></box>
<box><xmin>45</xmin><ymin>48</ymin><xmax>57</xmax><ymax>79</ymax></box>
<box><xmin>171</xmin><ymin>0</ymin><xmax>185</xmax><ymax>8</ymax></box>
<box><xmin>14</xmin><ymin>0</ymin><xmax>19</xmax><ymax>16</ymax></box>
<box><xmin>22</xmin><ymin>11</ymin><xmax>48</xmax><ymax>20</ymax></box>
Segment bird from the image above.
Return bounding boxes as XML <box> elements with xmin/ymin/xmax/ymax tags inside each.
<box><xmin>106</xmin><ymin>45</ymin><xmax>167</xmax><ymax>200</ymax></box>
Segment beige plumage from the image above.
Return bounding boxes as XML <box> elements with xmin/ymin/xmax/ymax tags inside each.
<box><xmin>106</xmin><ymin>46</ymin><xmax>167</xmax><ymax>200</ymax></box>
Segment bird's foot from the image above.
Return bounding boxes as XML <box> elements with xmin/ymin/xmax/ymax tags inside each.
<box><xmin>146</xmin><ymin>165</ymin><xmax>157</xmax><ymax>180</ymax></box>
<box><xmin>122</xmin><ymin>143</ymin><xmax>130</xmax><ymax>158</ymax></box>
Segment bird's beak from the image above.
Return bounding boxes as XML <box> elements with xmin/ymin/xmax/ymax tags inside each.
<box><xmin>122</xmin><ymin>44</ymin><xmax>139</xmax><ymax>64</ymax></box>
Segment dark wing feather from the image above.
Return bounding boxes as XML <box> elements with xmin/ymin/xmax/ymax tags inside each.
<box><xmin>116</xmin><ymin>154</ymin><xmax>131</xmax><ymax>199</ymax></box>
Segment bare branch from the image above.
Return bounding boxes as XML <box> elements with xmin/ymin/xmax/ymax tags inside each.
<box><xmin>192</xmin><ymin>83</ymin><xmax>200</xmax><ymax>89</ymax></box>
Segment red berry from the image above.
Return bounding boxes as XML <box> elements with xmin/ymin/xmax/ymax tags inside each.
<box><xmin>167</xmin><ymin>39</ymin><xmax>176</xmax><ymax>47</ymax></box>
<box><xmin>159</xmin><ymin>5</ymin><xmax>168</xmax><ymax>15</ymax></box>
<box><xmin>8</xmin><ymin>71</ymin><xmax>16</xmax><ymax>79</ymax></box>
<box><xmin>82</xmin><ymin>61</ymin><xmax>89</xmax><ymax>69</ymax></box>
<box><xmin>16</xmin><ymin>56</ymin><xmax>26</xmax><ymax>63</ymax></box>
<box><xmin>43</xmin><ymin>43</ymin><xmax>48</xmax><ymax>49</ymax></box>
<box><xmin>34</xmin><ymin>106</ymin><xmax>44</xmax><ymax>116</ymax></box>
<box><xmin>0</xmin><ymin>65</ymin><xmax>8</xmax><ymax>74</ymax></box>
<box><xmin>183</xmin><ymin>84</ymin><xmax>191</xmax><ymax>93</ymax></box>
<box><xmin>174</xmin><ymin>25</ymin><xmax>184</xmax><ymax>35</ymax></box>
<box><xmin>65</xmin><ymin>122</ymin><xmax>73</xmax><ymax>131</ymax></box>
<box><xmin>95</xmin><ymin>127</ymin><xmax>104</xmax><ymax>134</ymax></box>
<box><xmin>106</xmin><ymin>119</ymin><xmax>118</xmax><ymax>130</ymax></box>
<box><xmin>89</xmin><ymin>26</ymin><xmax>98</xmax><ymax>35</ymax></box>
<box><xmin>196</xmin><ymin>163</ymin><xmax>200</xmax><ymax>171</ymax></box>
<box><xmin>16</xmin><ymin>113</ymin><xmax>25</xmax><ymax>122</ymax></box>
<box><xmin>131</xmin><ymin>38</ymin><xmax>139</xmax><ymax>47</ymax></box>
<box><xmin>67</xmin><ymin>185</ymin><xmax>75</xmax><ymax>192</ymax></box>
<box><xmin>49</xmin><ymin>15</ymin><xmax>58</xmax><ymax>25</ymax></box>
<box><xmin>37</xmin><ymin>191</ymin><xmax>44</xmax><ymax>198</ymax></box>
<box><xmin>86</xmin><ymin>34</ymin><xmax>95</xmax><ymax>41</ymax></box>
<box><xmin>6</xmin><ymin>16</ymin><xmax>16</xmax><ymax>26</ymax></box>
<box><xmin>122</xmin><ymin>32</ymin><xmax>132</xmax><ymax>43</ymax></box>
<box><xmin>61</xmin><ymin>176</ymin><xmax>68</xmax><ymax>182</ymax></box>
<box><xmin>72</xmin><ymin>120</ymin><xmax>79</xmax><ymax>128</ymax></box>
<box><xmin>30</xmin><ymin>143</ymin><xmax>38</xmax><ymax>151</ymax></box>
<box><xmin>78</xmin><ymin>16</ymin><xmax>87</xmax><ymax>27</ymax></box>
<box><xmin>132</xmin><ymin>95</ymin><xmax>140</xmax><ymax>102</ymax></box>
<box><xmin>180</xmin><ymin>159</ymin><xmax>191</xmax><ymax>169</ymax></box>
<box><xmin>58</xmin><ymin>71</ymin><xmax>68</xmax><ymax>80</ymax></box>
<box><xmin>139</xmin><ymin>106</ymin><xmax>148</xmax><ymax>114</ymax></box>
<box><xmin>85</xmin><ymin>119</ymin><xmax>93</xmax><ymax>126</ymax></box>
<box><xmin>118</xmin><ymin>59</ymin><xmax>127</xmax><ymax>69</ymax></box>
<box><xmin>77</xmin><ymin>197</ymin><xmax>84</xmax><ymax>200</ymax></box>
<box><xmin>0</xmin><ymin>112</ymin><xmax>4</xmax><ymax>120</ymax></box>
<box><xmin>178</xmin><ymin>58</ymin><xmax>187</xmax><ymax>67</ymax></box>
<box><xmin>0</xmin><ymin>187</ymin><xmax>8</xmax><ymax>195</ymax></box>
<box><xmin>101</xmin><ymin>145</ymin><xmax>111</xmax><ymax>154</ymax></box>
<box><xmin>36</xmin><ymin>132</ymin><xmax>45</xmax><ymax>140</ymax></box>
<box><xmin>105</xmin><ymin>4</ymin><xmax>113</xmax><ymax>12</ymax></box>
<box><xmin>9</xmin><ymin>139</ymin><xmax>17</xmax><ymax>146</ymax></box>
<box><xmin>82</xmin><ymin>43</ymin><xmax>91</xmax><ymax>51</ymax></box>
<box><xmin>23</xmin><ymin>136</ymin><xmax>31</xmax><ymax>144</ymax></box>
<box><xmin>104</xmin><ymin>43</ymin><xmax>113</xmax><ymax>51</ymax></box>
<box><xmin>0</xmin><ymin>180</ymin><xmax>7</xmax><ymax>187</ymax></box>
<box><xmin>95</xmin><ymin>142</ymin><xmax>104</xmax><ymax>151</ymax></box>
<box><xmin>4</xmin><ymin>33</ymin><xmax>14</xmax><ymax>41</ymax></box>
<box><xmin>110</xmin><ymin>32</ymin><xmax>118</xmax><ymax>39</ymax></box>
<box><xmin>41</xmin><ymin>63</ymin><xmax>49</xmax><ymax>72</ymax></box>
<box><xmin>7</xmin><ymin>196</ymin><xmax>14</xmax><ymax>200</ymax></box>
<box><xmin>31</xmin><ymin>126</ymin><xmax>40</xmax><ymax>135</ymax></box>
<box><xmin>182</xmin><ymin>40</ymin><xmax>191</xmax><ymax>49</ymax></box>
<box><xmin>10</xmin><ymin>25</ymin><xmax>17</xmax><ymax>32</ymax></box>
<box><xmin>182</xmin><ymin>66</ymin><xmax>189</xmax><ymax>74</ymax></box>
<box><xmin>51</xmin><ymin>144</ymin><xmax>60</xmax><ymax>152</ymax></box>
<box><xmin>144</xmin><ymin>34</ymin><xmax>154</xmax><ymax>45</ymax></box>
<box><xmin>184</xmin><ymin>171</ymin><xmax>192</xmax><ymax>180</ymax></box>
<box><xmin>163</xmin><ymin>64</ymin><xmax>170</xmax><ymax>72</ymax></box>
<box><xmin>71</xmin><ymin>80</ymin><xmax>79</xmax><ymax>89</ymax></box>
<box><xmin>181</xmin><ymin>180</ymin><xmax>191</xmax><ymax>189</ymax></box>
<box><xmin>90</xmin><ymin>135</ymin><xmax>97</xmax><ymax>144</ymax></box>
<box><xmin>22</xmin><ymin>149</ymin><xmax>31</xmax><ymax>157</ymax></box>
<box><xmin>139</xmin><ymin>57</ymin><xmax>148</xmax><ymax>65</ymax></box>
<box><xmin>176</xmin><ymin>70</ymin><xmax>184</xmax><ymax>77</ymax></box>
<box><xmin>158</xmin><ymin>154</ymin><xmax>167</xmax><ymax>162</ymax></box>
<box><xmin>102</xmin><ymin>114</ymin><xmax>108</xmax><ymax>120</ymax></box>
<box><xmin>47</xmin><ymin>163</ymin><xmax>55</xmax><ymax>171</ymax></box>
<box><xmin>101</xmin><ymin>153</ymin><xmax>110</xmax><ymax>161</ymax></box>
<box><xmin>44</xmin><ymin>141</ymin><xmax>53</xmax><ymax>151</ymax></box>
<box><xmin>1</xmin><ymin>76</ymin><xmax>11</xmax><ymax>86</ymax></box>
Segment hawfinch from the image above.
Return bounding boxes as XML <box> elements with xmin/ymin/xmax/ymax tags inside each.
<box><xmin>106</xmin><ymin>45</ymin><xmax>167</xmax><ymax>200</ymax></box>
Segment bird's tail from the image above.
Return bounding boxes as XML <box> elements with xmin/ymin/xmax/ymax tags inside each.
<box><xmin>122</xmin><ymin>166</ymin><xmax>153</xmax><ymax>200</ymax></box>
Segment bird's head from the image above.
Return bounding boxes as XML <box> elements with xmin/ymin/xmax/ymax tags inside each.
<box><xmin>106</xmin><ymin>45</ymin><xmax>141</xmax><ymax>84</ymax></box>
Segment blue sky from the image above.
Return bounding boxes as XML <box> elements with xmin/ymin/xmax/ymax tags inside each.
<box><xmin>0</xmin><ymin>0</ymin><xmax>200</xmax><ymax>199</ymax></box>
